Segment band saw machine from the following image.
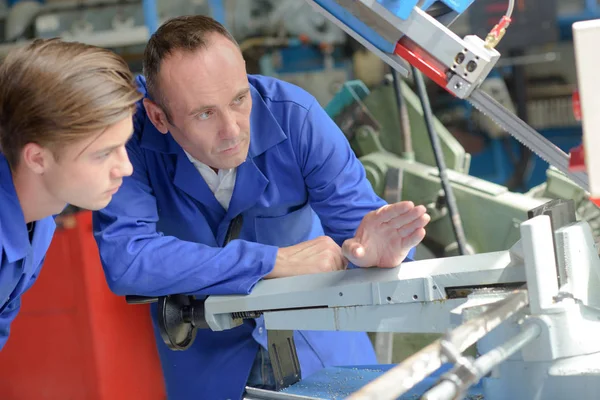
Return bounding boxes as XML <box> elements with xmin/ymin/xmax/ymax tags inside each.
<box><xmin>127</xmin><ymin>1</ymin><xmax>600</xmax><ymax>398</ymax></box>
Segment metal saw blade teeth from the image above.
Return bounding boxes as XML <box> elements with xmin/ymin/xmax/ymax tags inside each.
<box><xmin>467</xmin><ymin>88</ymin><xmax>589</xmax><ymax>191</ymax></box>
<box><xmin>468</xmin><ymin>100</ymin><xmax>548</xmax><ymax>162</ymax></box>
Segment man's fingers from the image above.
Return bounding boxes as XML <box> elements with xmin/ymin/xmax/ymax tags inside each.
<box><xmin>396</xmin><ymin>214</ymin><xmax>431</xmax><ymax>236</ymax></box>
<box><xmin>339</xmin><ymin>257</ymin><xmax>349</xmax><ymax>271</ymax></box>
<box><xmin>332</xmin><ymin>244</ymin><xmax>347</xmax><ymax>271</ymax></box>
<box><xmin>342</xmin><ymin>239</ymin><xmax>365</xmax><ymax>262</ymax></box>
<box><xmin>387</xmin><ymin>205</ymin><xmax>427</xmax><ymax>229</ymax></box>
<box><xmin>403</xmin><ymin>228</ymin><xmax>426</xmax><ymax>249</ymax></box>
<box><xmin>374</xmin><ymin>201</ymin><xmax>414</xmax><ymax>222</ymax></box>
<box><xmin>353</xmin><ymin>245</ymin><xmax>365</xmax><ymax>258</ymax></box>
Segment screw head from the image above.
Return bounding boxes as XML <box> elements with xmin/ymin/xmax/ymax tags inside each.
<box><xmin>466</xmin><ymin>60</ymin><xmax>478</xmax><ymax>72</ymax></box>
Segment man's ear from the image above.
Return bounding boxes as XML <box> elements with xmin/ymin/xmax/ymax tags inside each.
<box><xmin>21</xmin><ymin>143</ymin><xmax>50</xmax><ymax>175</ymax></box>
<box><xmin>143</xmin><ymin>98</ymin><xmax>170</xmax><ymax>134</ymax></box>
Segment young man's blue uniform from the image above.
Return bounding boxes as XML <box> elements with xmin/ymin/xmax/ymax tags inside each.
<box><xmin>0</xmin><ymin>38</ymin><xmax>142</xmax><ymax>356</ymax></box>
<box><xmin>0</xmin><ymin>155</ymin><xmax>55</xmax><ymax>349</ymax></box>
<box><xmin>93</xmin><ymin>75</ymin><xmax>416</xmax><ymax>400</ymax></box>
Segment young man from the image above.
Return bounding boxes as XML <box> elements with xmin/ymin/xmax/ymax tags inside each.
<box><xmin>0</xmin><ymin>39</ymin><xmax>141</xmax><ymax>349</ymax></box>
<box><xmin>92</xmin><ymin>15</ymin><xmax>430</xmax><ymax>399</ymax></box>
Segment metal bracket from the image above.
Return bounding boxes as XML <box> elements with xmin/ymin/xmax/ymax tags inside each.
<box><xmin>527</xmin><ymin>199</ymin><xmax>577</xmax><ymax>286</ymax></box>
<box><xmin>267</xmin><ymin>330</ymin><xmax>302</xmax><ymax>390</ymax></box>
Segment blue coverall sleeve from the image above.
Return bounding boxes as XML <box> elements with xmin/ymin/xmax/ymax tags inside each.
<box><xmin>294</xmin><ymin>99</ymin><xmax>416</xmax><ymax>261</ymax></box>
<box><xmin>0</xmin><ymin>264</ymin><xmax>39</xmax><ymax>348</ymax></box>
<box><xmin>0</xmin><ymin>297</ymin><xmax>20</xmax><ymax>348</ymax></box>
<box><xmin>92</xmin><ymin>119</ymin><xmax>278</xmax><ymax>297</ymax></box>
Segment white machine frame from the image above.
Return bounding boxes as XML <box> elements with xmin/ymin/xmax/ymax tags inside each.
<box><xmin>573</xmin><ymin>19</ymin><xmax>600</xmax><ymax>203</ymax></box>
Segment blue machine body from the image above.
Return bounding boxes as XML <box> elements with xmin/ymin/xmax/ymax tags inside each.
<box><xmin>312</xmin><ymin>0</ymin><xmax>475</xmax><ymax>52</ymax></box>
<box><xmin>377</xmin><ymin>0</ymin><xmax>474</xmax><ymax>20</ymax></box>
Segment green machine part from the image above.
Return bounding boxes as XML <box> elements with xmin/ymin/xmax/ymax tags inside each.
<box><xmin>326</xmin><ymin>78</ymin><xmax>547</xmax><ymax>257</ymax></box>
<box><xmin>359</xmin><ymin>131</ymin><xmax>544</xmax><ymax>256</ymax></box>
<box><xmin>362</xmin><ymin>78</ymin><xmax>470</xmax><ymax>174</ymax></box>
<box><xmin>528</xmin><ymin>167</ymin><xmax>600</xmax><ymax>240</ymax></box>
<box><xmin>325</xmin><ymin>78</ymin><xmax>470</xmax><ymax>174</ymax></box>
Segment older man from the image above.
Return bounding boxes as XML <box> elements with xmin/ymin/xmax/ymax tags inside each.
<box><xmin>93</xmin><ymin>15</ymin><xmax>429</xmax><ymax>400</ymax></box>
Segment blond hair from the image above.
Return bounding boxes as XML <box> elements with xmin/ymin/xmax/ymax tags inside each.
<box><xmin>0</xmin><ymin>38</ymin><xmax>142</xmax><ymax>167</ymax></box>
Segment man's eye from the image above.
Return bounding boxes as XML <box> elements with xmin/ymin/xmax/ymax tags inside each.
<box><xmin>197</xmin><ymin>111</ymin><xmax>213</xmax><ymax>120</ymax></box>
<box><xmin>232</xmin><ymin>95</ymin><xmax>246</xmax><ymax>105</ymax></box>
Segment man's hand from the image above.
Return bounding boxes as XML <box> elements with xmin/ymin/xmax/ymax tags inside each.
<box><xmin>266</xmin><ymin>236</ymin><xmax>347</xmax><ymax>279</ymax></box>
<box><xmin>342</xmin><ymin>201</ymin><xmax>430</xmax><ymax>268</ymax></box>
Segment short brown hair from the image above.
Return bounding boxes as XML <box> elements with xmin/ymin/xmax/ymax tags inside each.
<box><xmin>143</xmin><ymin>15</ymin><xmax>239</xmax><ymax>116</ymax></box>
<box><xmin>0</xmin><ymin>38</ymin><xmax>142</xmax><ymax>167</ymax></box>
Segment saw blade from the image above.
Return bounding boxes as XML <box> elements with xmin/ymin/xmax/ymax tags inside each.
<box><xmin>468</xmin><ymin>88</ymin><xmax>589</xmax><ymax>192</ymax></box>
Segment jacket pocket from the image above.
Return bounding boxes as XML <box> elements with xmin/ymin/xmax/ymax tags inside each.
<box><xmin>254</xmin><ymin>202</ymin><xmax>314</xmax><ymax>247</ymax></box>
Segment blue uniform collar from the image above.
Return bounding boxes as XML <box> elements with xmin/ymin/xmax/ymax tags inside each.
<box><xmin>139</xmin><ymin>77</ymin><xmax>287</xmax><ymax>158</ymax></box>
<box><xmin>0</xmin><ymin>155</ymin><xmax>30</xmax><ymax>263</ymax></box>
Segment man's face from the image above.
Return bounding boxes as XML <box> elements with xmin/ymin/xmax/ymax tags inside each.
<box><xmin>41</xmin><ymin>115</ymin><xmax>134</xmax><ymax>210</ymax></box>
<box><xmin>150</xmin><ymin>34</ymin><xmax>252</xmax><ymax>170</ymax></box>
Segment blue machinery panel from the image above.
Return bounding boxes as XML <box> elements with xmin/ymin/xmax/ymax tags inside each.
<box><xmin>312</xmin><ymin>0</ymin><xmax>475</xmax><ymax>53</ymax></box>
<box><xmin>377</xmin><ymin>0</ymin><xmax>474</xmax><ymax>20</ymax></box>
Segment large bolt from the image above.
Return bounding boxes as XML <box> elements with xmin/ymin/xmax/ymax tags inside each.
<box><xmin>466</xmin><ymin>60</ymin><xmax>478</xmax><ymax>72</ymax></box>
<box><xmin>455</xmin><ymin>52</ymin><xmax>466</xmax><ymax>64</ymax></box>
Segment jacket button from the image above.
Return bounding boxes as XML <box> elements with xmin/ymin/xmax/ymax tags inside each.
<box><xmin>258</xmin><ymin>327</ymin><xmax>264</xmax><ymax>334</ymax></box>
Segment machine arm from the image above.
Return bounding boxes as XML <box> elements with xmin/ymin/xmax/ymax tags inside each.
<box><xmin>204</xmin><ymin>248</ymin><xmax>525</xmax><ymax>333</ymax></box>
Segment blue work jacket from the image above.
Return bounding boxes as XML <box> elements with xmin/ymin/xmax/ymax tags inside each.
<box><xmin>0</xmin><ymin>155</ymin><xmax>55</xmax><ymax>349</ymax></box>
<box><xmin>93</xmin><ymin>75</ymin><xmax>415</xmax><ymax>400</ymax></box>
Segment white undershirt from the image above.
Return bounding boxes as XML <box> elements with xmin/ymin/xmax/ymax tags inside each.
<box><xmin>184</xmin><ymin>151</ymin><xmax>237</xmax><ymax>211</ymax></box>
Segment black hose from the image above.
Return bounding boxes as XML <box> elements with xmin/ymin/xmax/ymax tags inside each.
<box><xmin>391</xmin><ymin>69</ymin><xmax>414</xmax><ymax>157</ymax></box>
<box><xmin>411</xmin><ymin>66</ymin><xmax>468</xmax><ymax>255</ymax></box>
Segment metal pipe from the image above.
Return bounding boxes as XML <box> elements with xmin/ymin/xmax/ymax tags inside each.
<box><xmin>391</xmin><ymin>69</ymin><xmax>414</xmax><ymax>160</ymax></box>
<box><xmin>473</xmin><ymin>323</ymin><xmax>540</xmax><ymax>381</ymax></box>
<box><xmin>412</xmin><ymin>66</ymin><xmax>468</xmax><ymax>255</ymax></box>
<box><xmin>347</xmin><ymin>290</ymin><xmax>529</xmax><ymax>400</ymax></box>
<box><xmin>244</xmin><ymin>386</ymin><xmax>318</xmax><ymax>399</ymax></box>
<box><xmin>421</xmin><ymin>323</ymin><xmax>541</xmax><ymax>400</ymax></box>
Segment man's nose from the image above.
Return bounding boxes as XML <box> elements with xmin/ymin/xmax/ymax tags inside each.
<box><xmin>111</xmin><ymin>146</ymin><xmax>133</xmax><ymax>179</ymax></box>
<box><xmin>219</xmin><ymin>110</ymin><xmax>240</xmax><ymax>140</ymax></box>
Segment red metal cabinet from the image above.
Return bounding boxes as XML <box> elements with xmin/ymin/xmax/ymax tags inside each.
<box><xmin>0</xmin><ymin>211</ymin><xmax>166</xmax><ymax>400</ymax></box>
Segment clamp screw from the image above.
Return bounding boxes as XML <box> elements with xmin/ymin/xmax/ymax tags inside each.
<box><xmin>466</xmin><ymin>60</ymin><xmax>478</xmax><ymax>72</ymax></box>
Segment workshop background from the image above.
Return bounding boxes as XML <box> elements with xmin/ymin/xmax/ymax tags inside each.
<box><xmin>0</xmin><ymin>1</ymin><xmax>597</xmax><ymax>399</ymax></box>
